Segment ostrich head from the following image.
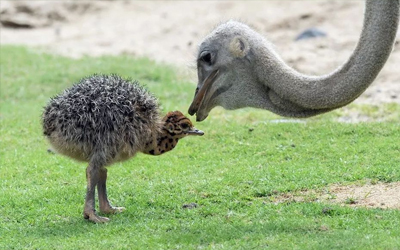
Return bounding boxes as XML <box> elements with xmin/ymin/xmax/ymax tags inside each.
<box><xmin>188</xmin><ymin>21</ymin><xmax>259</xmax><ymax>121</ymax></box>
<box><xmin>162</xmin><ymin>110</ymin><xmax>204</xmax><ymax>138</ymax></box>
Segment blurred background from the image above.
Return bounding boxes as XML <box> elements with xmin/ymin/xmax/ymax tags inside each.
<box><xmin>1</xmin><ymin>0</ymin><xmax>399</xmax><ymax>105</ymax></box>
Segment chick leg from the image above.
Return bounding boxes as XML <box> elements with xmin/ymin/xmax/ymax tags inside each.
<box><xmin>98</xmin><ymin>167</ymin><xmax>125</xmax><ymax>214</ymax></box>
<box><xmin>83</xmin><ymin>159</ymin><xmax>109</xmax><ymax>223</ymax></box>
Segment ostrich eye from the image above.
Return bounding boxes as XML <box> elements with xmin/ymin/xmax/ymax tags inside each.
<box><xmin>181</xmin><ymin>123</ymin><xmax>189</xmax><ymax>130</ymax></box>
<box><xmin>200</xmin><ymin>51</ymin><xmax>212</xmax><ymax>65</ymax></box>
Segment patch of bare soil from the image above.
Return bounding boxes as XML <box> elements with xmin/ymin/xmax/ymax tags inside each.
<box><xmin>0</xmin><ymin>1</ymin><xmax>99</xmax><ymax>28</ymax></box>
<box><xmin>271</xmin><ymin>182</ymin><xmax>400</xmax><ymax>209</ymax></box>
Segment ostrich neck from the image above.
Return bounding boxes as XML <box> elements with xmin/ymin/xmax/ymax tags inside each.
<box><xmin>254</xmin><ymin>0</ymin><xmax>399</xmax><ymax>111</ymax></box>
<box><xmin>142</xmin><ymin>131</ymin><xmax>179</xmax><ymax>156</ymax></box>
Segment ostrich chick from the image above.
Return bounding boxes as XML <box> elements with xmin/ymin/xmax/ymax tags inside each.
<box><xmin>42</xmin><ymin>74</ymin><xmax>204</xmax><ymax>223</ymax></box>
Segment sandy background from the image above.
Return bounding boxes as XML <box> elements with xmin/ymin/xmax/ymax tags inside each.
<box><xmin>1</xmin><ymin>0</ymin><xmax>399</xmax><ymax>105</ymax></box>
<box><xmin>1</xmin><ymin>1</ymin><xmax>400</xmax><ymax>208</ymax></box>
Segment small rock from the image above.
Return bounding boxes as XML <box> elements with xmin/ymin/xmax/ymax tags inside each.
<box><xmin>322</xmin><ymin>206</ymin><xmax>333</xmax><ymax>215</ymax></box>
<box><xmin>295</xmin><ymin>28</ymin><xmax>327</xmax><ymax>41</ymax></box>
<box><xmin>182</xmin><ymin>203</ymin><xmax>198</xmax><ymax>209</ymax></box>
<box><xmin>300</xmin><ymin>14</ymin><xmax>312</xmax><ymax>20</ymax></box>
<box><xmin>319</xmin><ymin>225</ymin><xmax>329</xmax><ymax>231</ymax></box>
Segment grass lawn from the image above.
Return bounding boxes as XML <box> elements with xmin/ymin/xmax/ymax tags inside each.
<box><xmin>1</xmin><ymin>46</ymin><xmax>400</xmax><ymax>249</ymax></box>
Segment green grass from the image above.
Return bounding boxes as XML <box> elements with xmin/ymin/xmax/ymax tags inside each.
<box><xmin>1</xmin><ymin>46</ymin><xmax>400</xmax><ymax>249</ymax></box>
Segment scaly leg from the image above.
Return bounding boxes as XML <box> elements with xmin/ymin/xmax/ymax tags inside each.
<box><xmin>83</xmin><ymin>160</ymin><xmax>109</xmax><ymax>223</ymax></box>
<box><xmin>98</xmin><ymin>167</ymin><xmax>125</xmax><ymax>214</ymax></box>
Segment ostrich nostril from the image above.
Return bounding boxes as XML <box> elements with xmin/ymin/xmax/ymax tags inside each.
<box><xmin>194</xmin><ymin>87</ymin><xmax>199</xmax><ymax>97</ymax></box>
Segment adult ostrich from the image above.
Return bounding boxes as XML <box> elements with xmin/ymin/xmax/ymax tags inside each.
<box><xmin>188</xmin><ymin>0</ymin><xmax>399</xmax><ymax>121</ymax></box>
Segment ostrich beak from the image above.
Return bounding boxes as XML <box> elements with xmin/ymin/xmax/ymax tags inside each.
<box><xmin>188</xmin><ymin>70</ymin><xmax>219</xmax><ymax>117</ymax></box>
<box><xmin>187</xmin><ymin>127</ymin><xmax>204</xmax><ymax>136</ymax></box>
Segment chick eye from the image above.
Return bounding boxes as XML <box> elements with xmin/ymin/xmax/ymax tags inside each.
<box><xmin>181</xmin><ymin>123</ymin><xmax>189</xmax><ymax>129</ymax></box>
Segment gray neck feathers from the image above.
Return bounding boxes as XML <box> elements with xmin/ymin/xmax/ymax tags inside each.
<box><xmin>253</xmin><ymin>0</ymin><xmax>399</xmax><ymax>112</ymax></box>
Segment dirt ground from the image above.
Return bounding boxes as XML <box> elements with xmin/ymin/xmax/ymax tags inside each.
<box><xmin>1</xmin><ymin>1</ymin><xmax>399</xmax><ymax>209</ymax></box>
<box><xmin>273</xmin><ymin>182</ymin><xmax>400</xmax><ymax>210</ymax></box>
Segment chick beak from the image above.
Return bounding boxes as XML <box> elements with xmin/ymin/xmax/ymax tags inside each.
<box><xmin>186</xmin><ymin>127</ymin><xmax>204</xmax><ymax>136</ymax></box>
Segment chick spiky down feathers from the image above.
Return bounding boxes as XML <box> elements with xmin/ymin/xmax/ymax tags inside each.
<box><xmin>42</xmin><ymin>74</ymin><xmax>160</xmax><ymax>165</ymax></box>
